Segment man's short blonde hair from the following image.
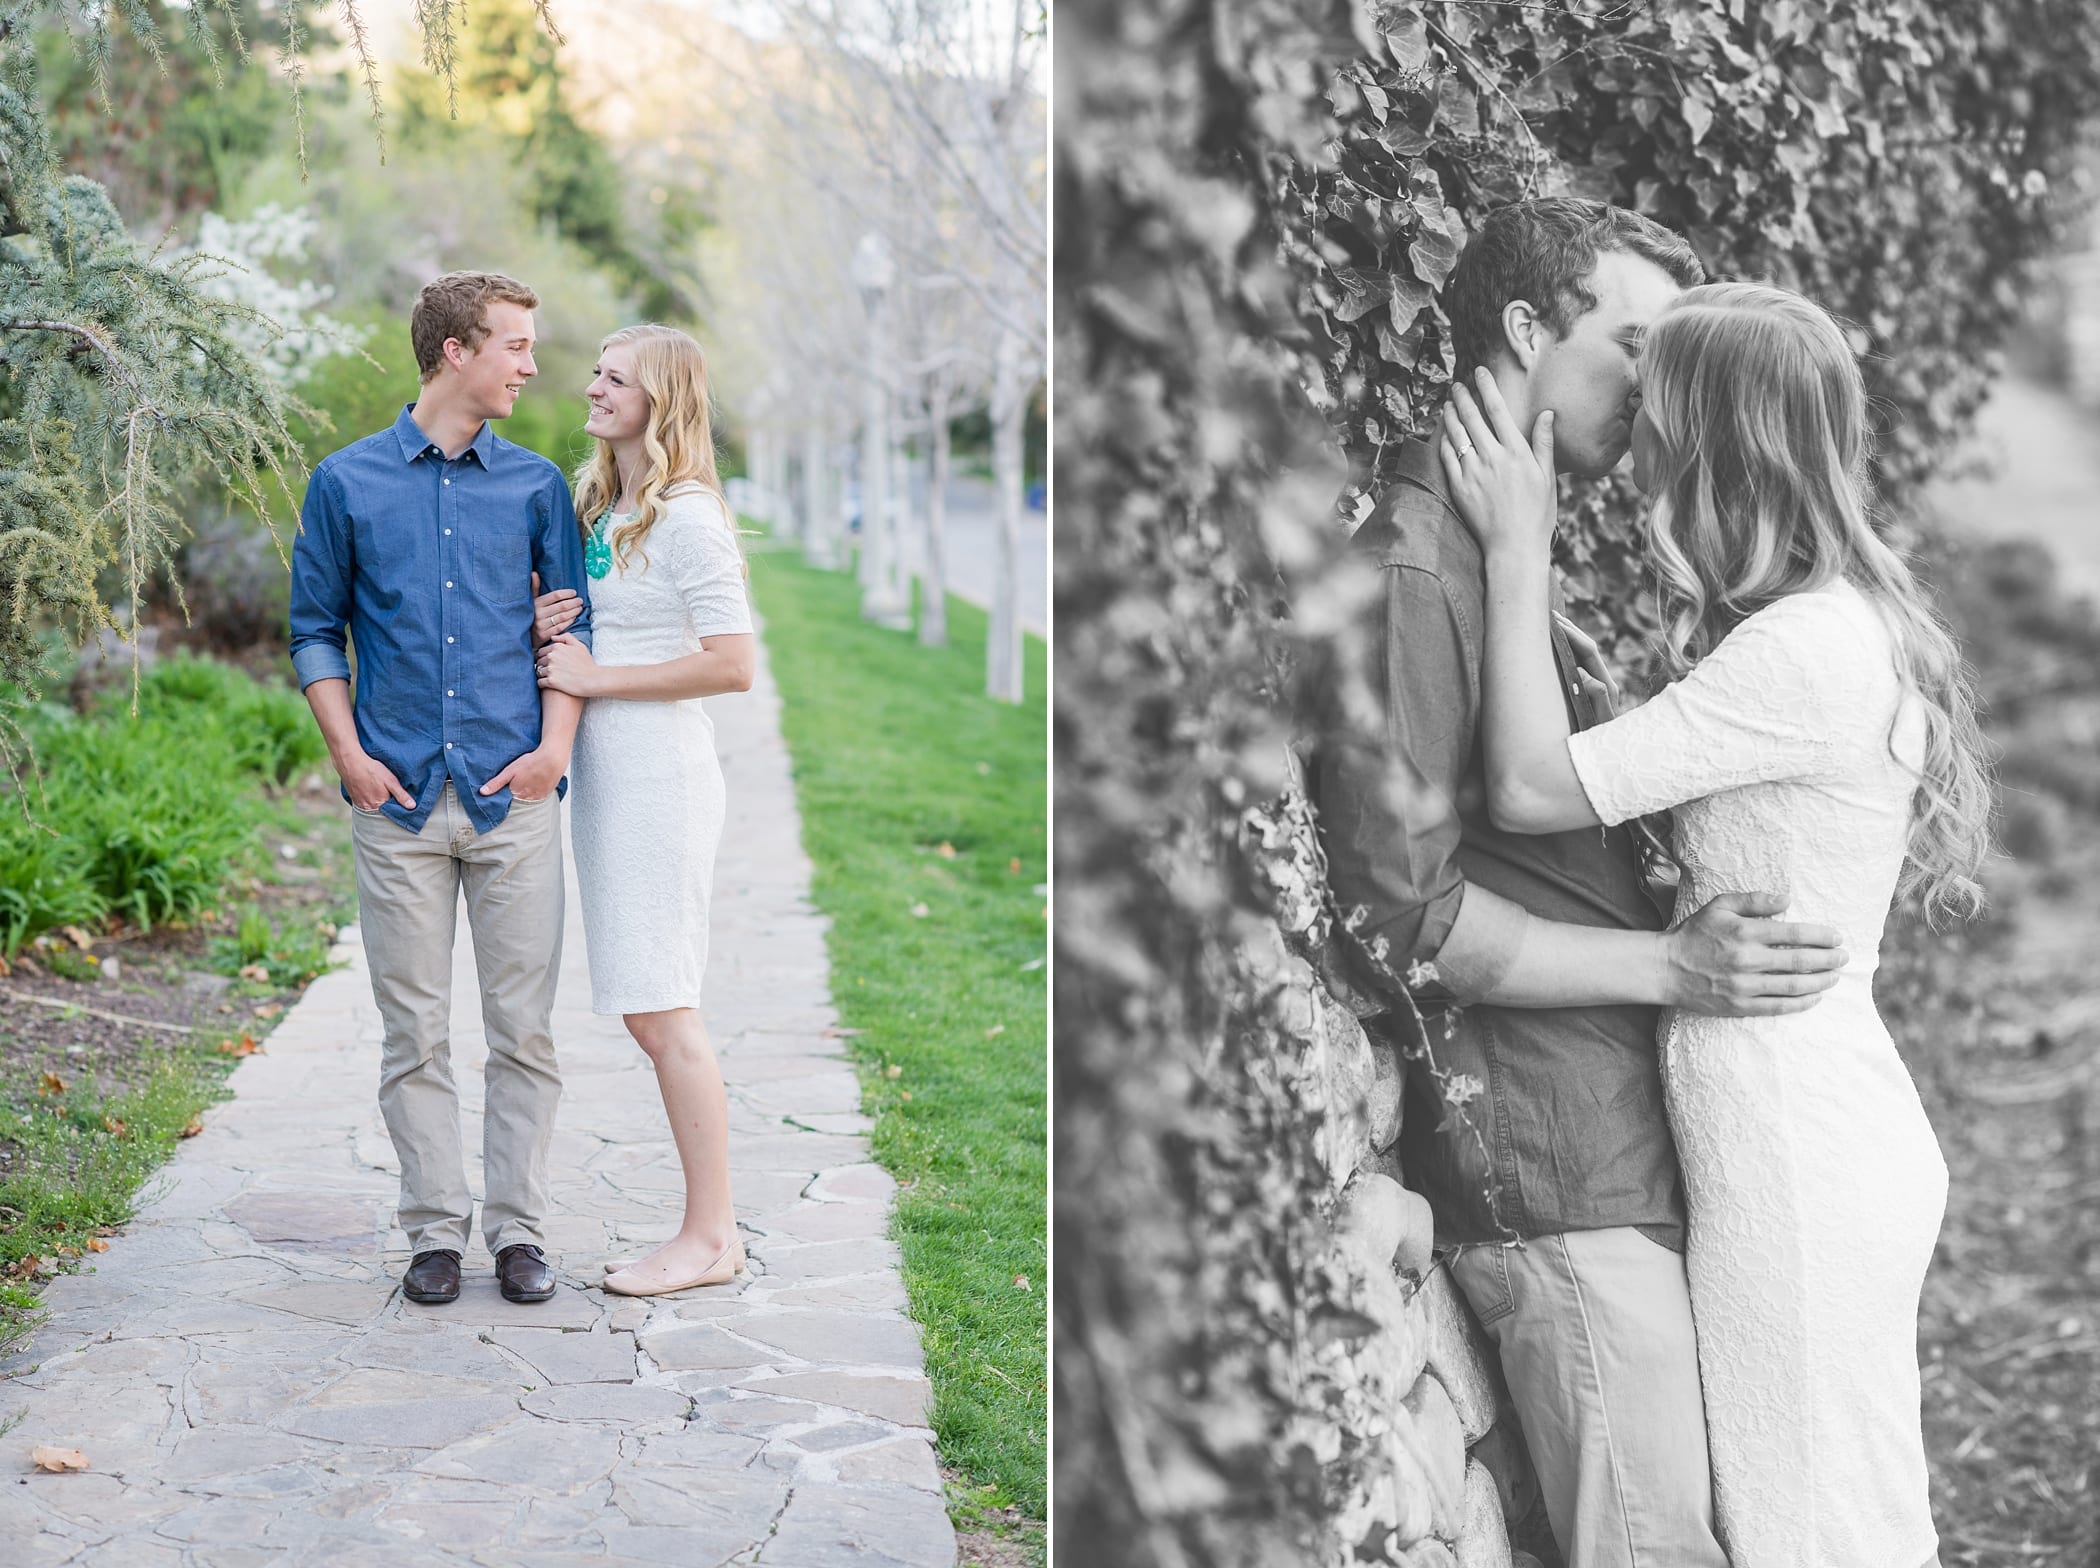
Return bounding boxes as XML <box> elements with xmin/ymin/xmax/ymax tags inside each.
<box><xmin>411</xmin><ymin>271</ymin><xmax>539</xmax><ymax>383</ymax></box>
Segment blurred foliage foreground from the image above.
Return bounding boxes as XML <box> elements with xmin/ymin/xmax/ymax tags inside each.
<box><xmin>1055</xmin><ymin>0</ymin><xmax>2100</xmax><ymax>1562</ymax></box>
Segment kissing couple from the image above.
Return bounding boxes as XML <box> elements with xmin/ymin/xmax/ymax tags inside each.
<box><xmin>290</xmin><ymin>271</ymin><xmax>758</xmax><ymax>1306</ymax></box>
<box><xmin>1313</xmin><ymin>200</ymin><xmax>1987</xmax><ymax>1566</ymax></box>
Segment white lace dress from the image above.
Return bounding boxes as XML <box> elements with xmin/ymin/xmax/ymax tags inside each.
<box><xmin>1565</xmin><ymin>581</ymin><xmax>1947</xmax><ymax>1568</ymax></box>
<box><xmin>569</xmin><ymin>488</ymin><xmax>753</xmax><ymax>1015</ymax></box>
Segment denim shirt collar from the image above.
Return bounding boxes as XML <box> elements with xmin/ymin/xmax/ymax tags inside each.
<box><xmin>391</xmin><ymin>403</ymin><xmax>495</xmax><ymax>468</ymax></box>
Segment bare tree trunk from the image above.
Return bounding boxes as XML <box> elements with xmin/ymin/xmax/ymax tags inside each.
<box><xmin>987</xmin><ymin>327</ymin><xmax>1025</xmax><ymax>702</ymax></box>
<box><xmin>858</xmin><ymin>304</ymin><xmax>910</xmax><ymax>626</ymax></box>
<box><xmin>743</xmin><ymin>427</ymin><xmax>767</xmax><ymax>524</ymax></box>
<box><xmin>802</xmin><ymin>419</ymin><xmax>839</xmax><ymax>569</ymax></box>
<box><xmin>767</xmin><ymin>427</ymin><xmax>786</xmax><ymax>527</ymax></box>
<box><xmin>766</xmin><ymin>423</ymin><xmax>793</xmax><ymax>540</ymax></box>
<box><xmin>921</xmin><ymin>376</ymin><xmax>952</xmax><ymax>647</ymax></box>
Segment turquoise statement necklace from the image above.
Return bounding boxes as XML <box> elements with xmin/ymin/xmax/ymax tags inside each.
<box><xmin>584</xmin><ymin>509</ymin><xmax>614</xmax><ymax>580</ymax></box>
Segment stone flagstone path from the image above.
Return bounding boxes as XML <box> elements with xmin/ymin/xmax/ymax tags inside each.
<box><xmin>0</xmin><ymin>641</ymin><xmax>957</xmax><ymax>1568</ymax></box>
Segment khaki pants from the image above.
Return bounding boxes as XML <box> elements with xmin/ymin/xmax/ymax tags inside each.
<box><xmin>1450</xmin><ymin>1227</ymin><xmax>1729</xmax><ymax>1568</ymax></box>
<box><xmin>349</xmin><ymin>784</ymin><xmax>564</xmax><ymax>1257</ymax></box>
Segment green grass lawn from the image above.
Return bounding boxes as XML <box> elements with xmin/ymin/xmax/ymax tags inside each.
<box><xmin>748</xmin><ymin>545</ymin><xmax>1047</xmax><ymax>1532</ymax></box>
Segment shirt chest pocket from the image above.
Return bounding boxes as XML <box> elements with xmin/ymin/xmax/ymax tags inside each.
<box><xmin>460</xmin><ymin>521</ymin><xmax>534</xmax><ymax>609</ymax></box>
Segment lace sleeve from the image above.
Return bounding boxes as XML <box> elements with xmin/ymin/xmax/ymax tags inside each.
<box><xmin>1566</xmin><ymin>590</ymin><xmax>1885</xmax><ymax>826</ymax></box>
<box><xmin>662</xmin><ymin>489</ymin><xmax>754</xmax><ymax>639</ymax></box>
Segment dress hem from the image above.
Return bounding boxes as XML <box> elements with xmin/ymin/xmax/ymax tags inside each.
<box><xmin>590</xmin><ymin>995</ymin><xmax>705</xmax><ymax>1017</ymax></box>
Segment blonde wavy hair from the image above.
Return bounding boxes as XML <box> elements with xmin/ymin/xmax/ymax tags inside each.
<box><xmin>573</xmin><ymin>324</ymin><xmax>738</xmax><ymax>572</ymax></box>
<box><xmin>1638</xmin><ymin>281</ymin><xmax>1992</xmax><ymax>923</ymax></box>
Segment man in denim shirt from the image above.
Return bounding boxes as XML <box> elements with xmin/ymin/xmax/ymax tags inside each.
<box><xmin>291</xmin><ymin>272</ymin><xmax>591</xmax><ymax>1309</ymax></box>
<box><xmin>1311</xmin><ymin>203</ymin><xmax>1851</xmax><ymax>1565</ymax></box>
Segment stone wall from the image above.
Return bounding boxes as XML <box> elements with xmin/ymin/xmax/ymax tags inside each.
<box><xmin>1250</xmin><ymin>799</ymin><xmax>1559</xmax><ymax>1568</ymax></box>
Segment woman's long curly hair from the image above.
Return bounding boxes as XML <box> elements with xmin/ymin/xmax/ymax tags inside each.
<box><xmin>1639</xmin><ymin>280</ymin><xmax>1992</xmax><ymax>923</ymax></box>
<box><xmin>573</xmin><ymin>324</ymin><xmax>737</xmax><ymax>571</ymax></box>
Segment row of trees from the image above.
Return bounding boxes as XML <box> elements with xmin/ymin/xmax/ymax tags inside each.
<box><xmin>699</xmin><ymin>0</ymin><xmax>1045</xmax><ymax>700</ymax></box>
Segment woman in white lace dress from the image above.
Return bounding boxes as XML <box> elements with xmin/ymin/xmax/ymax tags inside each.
<box><xmin>533</xmin><ymin>325</ymin><xmax>756</xmax><ymax>1297</ymax></box>
<box><xmin>1440</xmin><ymin>282</ymin><xmax>1991</xmax><ymax>1566</ymax></box>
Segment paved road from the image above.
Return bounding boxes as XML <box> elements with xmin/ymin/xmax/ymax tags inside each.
<box><xmin>1925</xmin><ymin>370</ymin><xmax>2100</xmax><ymax>602</ymax></box>
<box><xmin>895</xmin><ymin>476</ymin><xmax>1048</xmax><ymax>639</ymax></box>
<box><xmin>0</xmin><ymin>639</ymin><xmax>956</xmax><ymax>1567</ymax></box>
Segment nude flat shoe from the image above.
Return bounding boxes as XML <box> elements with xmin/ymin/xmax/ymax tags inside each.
<box><xmin>600</xmin><ymin>1243</ymin><xmax>746</xmax><ymax>1297</ymax></box>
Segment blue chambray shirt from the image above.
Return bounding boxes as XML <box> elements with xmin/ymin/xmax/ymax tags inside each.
<box><xmin>289</xmin><ymin>405</ymin><xmax>593</xmax><ymax>835</ymax></box>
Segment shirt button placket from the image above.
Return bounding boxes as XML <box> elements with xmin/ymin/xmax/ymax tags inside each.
<box><xmin>442</xmin><ymin>461</ymin><xmax>456</xmax><ymax>784</ymax></box>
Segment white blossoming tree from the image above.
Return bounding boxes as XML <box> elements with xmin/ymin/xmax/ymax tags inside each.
<box><xmin>171</xmin><ymin>204</ymin><xmax>371</xmax><ymax>388</ymax></box>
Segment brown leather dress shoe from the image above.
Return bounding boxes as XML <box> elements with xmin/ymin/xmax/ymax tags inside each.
<box><xmin>496</xmin><ymin>1243</ymin><xmax>556</xmax><ymax>1303</ymax></box>
<box><xmin>402</xmin><ymin>1249</ymin><xmax>462</xmax><ymax>1304</ymax></box>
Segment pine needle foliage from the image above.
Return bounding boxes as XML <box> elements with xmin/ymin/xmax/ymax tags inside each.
<box><xmin>1</xmin><ymin>6</ymin><xmax>307</xmax><ymax>712</ymax></box>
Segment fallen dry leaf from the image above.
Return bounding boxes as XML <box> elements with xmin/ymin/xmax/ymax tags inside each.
<box><xmin>909</xmin><ymin>902</ymin><xmax>930</xmax><ymax>919</ymax></box>
<box><xmin>86</xmin><ymin>1238</ymin><xmax>109</xmax><ymax>1253</ymax></box>
<box><xmin>31</xmin><ymin>1446</ymin><xmax>89</xmax><ymax>1474</ymax></box>
<box><xmin>8</xmin><ymin>1256</ymin><xmax>44</xmax><ymax>1281</ymax></box>
<box><xmin>885</xmin><ymin>1064</ymin><xmax>903</xmax><ymax>1079</ymax></box>
<box><xmin>218</xmin><ymin>1034</ymin><xmax>261</xmax><ymax>1057</ymax></box>
<box><xmin>238</xmin><ymin>964</ymin><xmax>269</xmax><ymax>983</ymax></box>
<box><xmin>984</xmin><ymin>1024</ymin><xmax>1005</xmax><ymax>1040</ymax></box>
<box><xmin>900</xmin><ymin>1090</ymin><xmax>914</xmax><ymax>1101</ymax></box>
<box><xmin>1008</xmin><ymin>858</ymin><xmax>1021</xmax><ymax>875</ymax></box>
<box><xmin>179</xmin><ymin>1118</ymin><xmax>204</xmax><ymax>1139</ymax></box>
<box><xmin>1014</xmin><ymin>1275</ymin><xmax>1031</xmax><ymax>1291</ymax></box>
<box><xmin>36</xmin><ymin>1071</ymin><xmax>65</xmax><ymax>1097</ymax></box>
<box><xmin>100</xmin><ymin>1117</ymin><xmax>126</xmax><ymax>1137</ymax></box>
<box><xmin>61</xmin><ymin>925</ymin><xmax>95</xmax><ymax>952</ymax></box>
<box><xmin>54</xmin><ymin>1245</ymin><xmax>78</xmax><ymax>1259</ymax></box>
<box><xmin>252</xmin><ymin>1003</ymin><xmax>284</xmax><ymax>1021</ymax></box>
<box><xmin>935</xmin><ymin>842</ymin><xmax>957</xmax><ymax>859</ymax></box>
<box><xmin>0</xmin><ymin>953</ymin><xmax>10</xmax><ymax>977</ymax></box>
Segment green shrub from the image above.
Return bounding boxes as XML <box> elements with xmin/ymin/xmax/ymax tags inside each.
<box><xmin>211</xmin><ymin>903</ymin><xmax>337</xmax><ymax>989</ymax></box>
<box><xmin>0</xmin><ymin>817</ymin><xmax>105</xmax><ymax>958</ymax></box>
<box><xmin>116</xmin><ymin>653</ymin><xmax>326</xmax><ymax>786</ymax></box>
<box><xmin>2</xmin><ymin>654</ymin><xmax>319</xmax><ymax>943</ymax></box>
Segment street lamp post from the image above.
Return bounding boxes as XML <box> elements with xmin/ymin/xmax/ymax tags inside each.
<box><xmin>851</xmin><ymin>232</ymin><xmax>910</xmax><ymax>629</ymax></box>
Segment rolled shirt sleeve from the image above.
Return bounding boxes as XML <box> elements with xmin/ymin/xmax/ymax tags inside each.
<box><xmin>1313</xmin><ymin>561</ymin><xmax>1520</xmax><ymax>1005</ymax></box>
<box><xmin>289</xmin><ymin>465</ymin><xmax>354</xmax><ymax>690</ymax></box>
<box><xmin>533</xmin><ymin>479</ymin><xmax>594</xmax><ymax>651</ymax></box>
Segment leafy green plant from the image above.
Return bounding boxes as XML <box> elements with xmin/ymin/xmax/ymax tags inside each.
<box><xmin>117</xmin><ymin>654</ymin><xmax>327</xmax><ymax>786</ymax></box>
<box><xmin>0</xmin><ymin>654</ymin><xmax>327</xmax><ymax>952</ymax></box>
<box><xmin>34</xmin><ymin>940</ymin><xmax>100</xmax><ymax>982</ymax></box>
<box><xmin>211</xmin><ymin>903</ymin><xmax>336</xmax><ymax>989</ymax></box>
<box><xmin>0</xmin><ymin>819</ymin><xmax>105</xmax><ymax>958</ymax></box>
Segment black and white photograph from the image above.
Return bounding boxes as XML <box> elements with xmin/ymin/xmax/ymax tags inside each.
<box><xmin>1057</xmin><ymin>3</ymin><xmax>2100</xmax><ymax>1565</ymax></box>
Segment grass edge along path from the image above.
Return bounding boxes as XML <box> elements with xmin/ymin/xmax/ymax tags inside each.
<box><xmin>748</xmin><ymin>542</ymin><xmax>1048</xmax><ymax>1536</ymax></box>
